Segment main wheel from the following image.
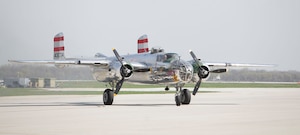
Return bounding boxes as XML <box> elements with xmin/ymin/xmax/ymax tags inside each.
<box><xmin>175</xmin><ymin>95</ymin><xmax>181</xmax><ymax>106</ymax></box>
<box><xmin>181</xmin><ymin>89</ymin><xmax>191</xmax><ymax>104</ymax></box>
<box><xmin>103</xmin><ymin>89</ymin><xmax>114</xmax><ymax>105</ymax></box>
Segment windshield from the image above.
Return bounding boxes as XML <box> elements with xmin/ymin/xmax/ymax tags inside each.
<box><xmin>156</xmin><ymin>53</ymin><xmax>179</xmax><ymax>63</ymax></box>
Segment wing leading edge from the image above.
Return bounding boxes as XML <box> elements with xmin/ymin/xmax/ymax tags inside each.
<box><xmin>8</xmin><ymin>59</ymin><xmax>111</xmax><ymax>67</ymax></box>
<box><xmin>204</xmin><ymin>62</ymin><xmax>274</xmax><ymax>67</ymax></box>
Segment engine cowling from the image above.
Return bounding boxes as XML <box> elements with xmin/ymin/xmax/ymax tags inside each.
<box><xmin>191</xmin><ymin>65</ymin><xmax>210</xmax><ymax>83</ymax></box>
<box><xmin>191</xmin><ymin>62</ymin><xmax>210</xmax><ymax>80</ymax></box>
<box><xmin>120</xmin><ymin>64</ymin><xmax>134</xmax><ymax>79</ymax></box>
<box><xmin>199</xmin><ymin>65</ymin><xmax>210</xmax><ymax>79</ymax></box>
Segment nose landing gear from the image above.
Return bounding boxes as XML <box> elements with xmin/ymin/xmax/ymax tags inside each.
<box><xmin>174</xmin><ymin>84</ymin><xmax>191</xmax><ymax>106</ymax></box>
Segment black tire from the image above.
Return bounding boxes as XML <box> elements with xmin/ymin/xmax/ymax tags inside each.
<box><xmin>175</xmin><ymin>95</ymin><xmax>181</xmax><ymax>106</ymax></box>
<box><xmin>103</xmin><ymin>89</ymin><xmax>114</xmax><ymax>105</ymax></box>
<box><xmin>181</xmin><ymin>89</ymin><xmax>191</xmax><ymax>104</ymax></box>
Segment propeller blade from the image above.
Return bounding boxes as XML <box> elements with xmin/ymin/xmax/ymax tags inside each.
<box><xmin>189</xmin><ymin>50</ymin><xmax>202</xmax><ymax>67</ymax></box>
<box><xmin>112</xmin><ymin>48</ymin><xmax>124</xmax><ymax>64</ymax></box>
<box><xmin>210</xmin><ymin>68</ymin><xmax>227</xmax><ymax>73</ymax></box>
<box><xmin>193</xmin><ymin>78</ymin><xmax>202</xmax><ymax>95</ymax></box>
<box><xmin>112</xmin><ymin>48</ymin><xmax>127</xmax><ymax>95</ymax></box>
<box><xmin>189</xmin><ymin>50</ymin><xmax>204</xmax><ymax>95</ymax></box>
<box><xmin>112</xmin><ymin>48</ymin><xmax>132</xmax><ymax>77</ymax></box>
<box><xmin>115</xmin><ymin>77</ymin><xmax>124</xmax><ymax>95</ymax></box>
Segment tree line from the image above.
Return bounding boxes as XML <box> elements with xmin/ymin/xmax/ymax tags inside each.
<box><xmin>1</xmin><ymin>64</ymin><xmax>300</xmax><ymax>82</ymax></box>
<box><xmin>0</xmin><ymin>64</ymin><xmax>93</xmax><ymax>80</ymax></box>
<box><xmin>207</xmin><ymin>68</ymin><xmax>300</xmax><ymax>82</ymax></box>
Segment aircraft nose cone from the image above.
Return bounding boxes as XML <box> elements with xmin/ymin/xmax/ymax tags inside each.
<box><xmin>171</xmin><ymin>60</ymin><xmax>194</xmax><ymax>82</ymax></box>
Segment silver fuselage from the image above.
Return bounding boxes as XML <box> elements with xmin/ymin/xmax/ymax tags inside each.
<box><xmin>92</xmin><ymin>52</ymin><xmax>194</xmax><ymax>84</ymax></box>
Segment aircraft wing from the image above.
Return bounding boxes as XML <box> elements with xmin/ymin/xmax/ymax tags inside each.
<box><xmin>204</xmin><ymin>62</ymin><xmax>274</xmax><ymax>67</ymax></box>
<box><xmin>8</xmin><ymin>58</ymin><xmax>151</xmax><ymax>71</ymax></box>
<box><xmin>8</xmin><ymin>59</ymin><xmax>111</xmax><ymax>67</ymax></box>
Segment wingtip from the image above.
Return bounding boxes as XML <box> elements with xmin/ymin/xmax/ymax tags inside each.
<box><xmin>8</xmin><ymin>60</ymin><xmax>16</xmax><ymax>63</ymax></box>
<box><xmin>8</xmin><ymin>60</ymin><xmax>25</xmax><ymax>63</ymax></box>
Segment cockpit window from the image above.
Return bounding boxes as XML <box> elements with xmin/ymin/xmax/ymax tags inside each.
<box><xmin>156</xmin><ymin>53</ymin><xmax>179</xmax><ymax>63</ymax></box>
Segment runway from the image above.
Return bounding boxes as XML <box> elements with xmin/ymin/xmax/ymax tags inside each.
<box><xmin>0</xmin><ymin>88</ymin><xmax>300</xmax><ymax>135</ymax></box>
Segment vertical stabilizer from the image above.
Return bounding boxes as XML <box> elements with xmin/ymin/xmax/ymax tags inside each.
<box><xmin>53</xmin><ymin>32</ymin><xmax>65</xmax><ymax>60</ymax></box>
<box><xmin>137</xmin><ymin>34</ymin><xmax>149</xmax><ymax>53</ymax></box>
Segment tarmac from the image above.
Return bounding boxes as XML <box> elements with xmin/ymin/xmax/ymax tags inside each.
<box><xmin>0</xmin><ymin>88</ymin><xmax>300</xmax><ymax>135</ymax></box>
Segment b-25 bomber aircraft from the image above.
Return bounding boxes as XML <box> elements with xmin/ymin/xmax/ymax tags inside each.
<box><xmin>9</xmin><ymin>32</ymin><xmax>271</xmax><ymax>106</ymax></box>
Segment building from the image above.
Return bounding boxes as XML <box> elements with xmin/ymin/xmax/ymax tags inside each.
<box><xmin>4</xmin><ymin>78</ymin><xmax>56</xmax><ymax>88</ymax></box>
<box><xmin>4</xmin><ymin>78</ymin><xmax>30</xmax><ymax>88</ymax></box>
<box><xmin>44</xmin><ymin>78</ymin><xmax>56</xmax><ymax>88</ymax></box>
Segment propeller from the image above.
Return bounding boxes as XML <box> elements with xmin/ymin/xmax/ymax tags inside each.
<box><xmin>189</xmin><ymin>50</ymin><xmax>205</xmax><ymax>95</ymax></box>
<box><xmin>112</xmin><ymin>48</ymin><xmax>133</xmax><ymax>78</ymax></box>
<box><xmin>112</xmin><ymin>48</ymin><xmax>133</xmax><ymax>94</ymax></box>
<box><xmin>189</xmin><ymin>50</ymin><xmax>228</xmax><ymax>95</ymax></box>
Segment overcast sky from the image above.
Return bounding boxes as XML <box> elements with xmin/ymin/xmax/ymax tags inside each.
<box><xmin>0</xmin><ymin>0</ymin><xmax>299</xmax><ymax>71</ymax></box>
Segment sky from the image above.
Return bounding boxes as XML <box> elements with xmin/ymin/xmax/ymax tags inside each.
<box><xmin>0</xmin><ymin>0</ymin><xmax>299</xmax><ymax>71</ymax></box>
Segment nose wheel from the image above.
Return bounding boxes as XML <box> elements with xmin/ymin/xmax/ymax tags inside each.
<box><xmin>175</xmin><ymin>87</ymin><xmax>191</xmax><ymax>106</ymax></box>
<box><xmin>175</xmin><ymin>94</ymin><xmax>181</xmax><ymax>106</ymax></box>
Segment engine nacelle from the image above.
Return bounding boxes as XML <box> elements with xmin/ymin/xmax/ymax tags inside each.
<box><xmin>192</xmin><ymin>64</ymin><xmax>210</xmax><ymax>82</ymax></box>
<box><xmin>92</xmin><ymin>63</ymin><xmax>134</xmax><ymax>82</ymax></box>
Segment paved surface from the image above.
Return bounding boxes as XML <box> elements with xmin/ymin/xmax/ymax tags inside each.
<box><xmin>0</xmin><ymin>88</ymin><xmax>300</xmax><ymax>135</ymax></box>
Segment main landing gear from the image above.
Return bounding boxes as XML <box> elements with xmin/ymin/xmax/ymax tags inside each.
<box><xmin>104</xmin><ymin>81</ymin><xmax>192</xmax><ymax>106</ymax></box>
<box><xmin>104</xmin><ymin>86</ymin><xmax>192</xmax><ymax>106</ymax></box>
<box><xmin>103</xmin><ymin>89</ymin><xmax>114</xmax><ymax>105</ymax></box>
<box><xmin>103</xmin><ymin>49</ymin><xmax>133</xmax><ymax>105</ymax></box>
<box><xmin>103</xmin><ymin>78</ymin><xmax>125</xmax><ymax>105</ymax></box>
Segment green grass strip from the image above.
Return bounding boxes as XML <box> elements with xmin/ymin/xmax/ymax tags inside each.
<box><xmin>0</xmin><ymin>88</ymin><xmax>219</xmax><ymax>97</ymax></box>
<box><xmin>57</xmin><ymin>81</ymin><xmax>300</xmax><ymax>88</ymax></box>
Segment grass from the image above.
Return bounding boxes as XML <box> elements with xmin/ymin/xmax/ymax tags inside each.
<box><xmin>0</xmin><ymin>88</ymin><xmax>102</xmax><ymax>97</ymax></box>
<box><xmin>56</xmin><ymin>81</ymin><xmax>166</xmax><ymax>88</ymax></box>
<box><xmin>185</xmin><ymin>82</ymin><xmax>300</xmax><ymax>88</ymax></box>
<box><xmin>0</xmin><ymin>88</ymin><xmax>220</xmax><ymax>97</ymax></box>
<box><xmin>1</xmin><ymin>81</ymin><xmax>299</xmax><ymax>97</ymax></box>
<box><xmin>57</xmin><ymin>81</ymin><xmax>300</xmax><ymax>88</ymax></box>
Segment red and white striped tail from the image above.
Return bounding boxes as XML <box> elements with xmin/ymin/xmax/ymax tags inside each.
<box><xmin>53</xmin><ymin>32</ymin><xmax>65</xmax><ymax>60</ymax></box>
<box><xmin>137</xmin><ymin>34</ymin><xmax>149</xmax><ymax>53</ymax></box>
